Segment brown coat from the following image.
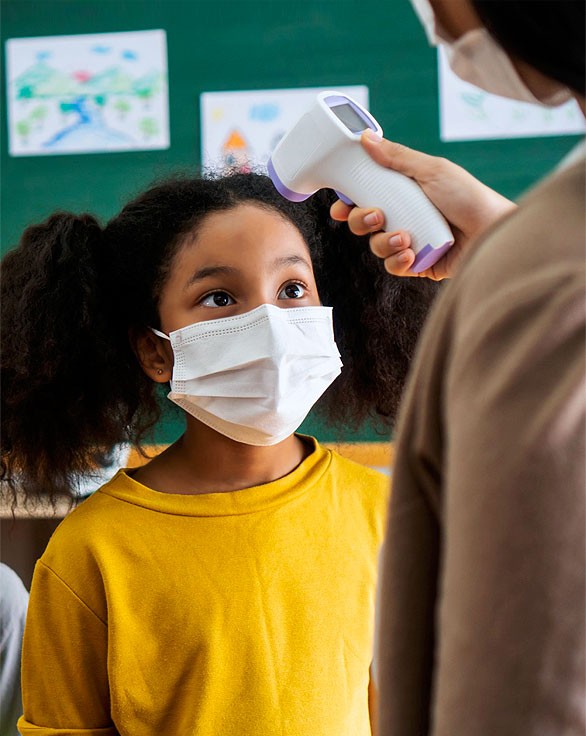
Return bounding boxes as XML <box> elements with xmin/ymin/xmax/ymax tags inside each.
<box><xmin>377</xmin><ymin>159</ymin><xmax>586</xmax><ymax>735</ymax></box>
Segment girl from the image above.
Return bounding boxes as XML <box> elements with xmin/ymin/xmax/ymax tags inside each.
<box><xmin>1</xmin><ymin>173</ymin><xmax>439</xmax><ymax>735</ymax></box>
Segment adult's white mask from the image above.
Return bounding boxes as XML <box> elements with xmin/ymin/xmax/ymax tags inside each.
<box><xmin>410</xmin><ymin>0</ymin><xmax>572</xmax><ymax>106</ymax></box>
<box><xmin>152</xmin><ymin>304</ymin><xmax>342</xmax><ymax>446</ymax></box>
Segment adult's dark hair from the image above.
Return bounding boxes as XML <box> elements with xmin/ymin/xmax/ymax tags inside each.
<box><xmin>472</xmin><ymin>0</ymin><xmax>585</xmax><ymax>94</ymax></box>
<box><xmin>1</xmin><ymin>172</ymin><xmax>440</xmax><ymax>502</ymax></box>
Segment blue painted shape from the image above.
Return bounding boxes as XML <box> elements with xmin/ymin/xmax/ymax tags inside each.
<box><xmin>249</xmin><ymin>103</ymin><xmax>279</xmax><ymax>122</ymax></box>
<box><xmin>43</xmin><ymin>96</ymin><xmax>133</xmax><ymax>149</ymax></box>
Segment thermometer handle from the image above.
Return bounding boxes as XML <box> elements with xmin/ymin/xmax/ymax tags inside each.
<box><xmin>327</xmin><ymin>150</ymin><xmax>454</xmax><ymax>273</ymax></box>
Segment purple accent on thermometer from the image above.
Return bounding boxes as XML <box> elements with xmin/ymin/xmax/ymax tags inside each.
<box><xmin>411</xmin><ymin>241</ymin><xmax>453</xmax><ymax>273</ymax></box>
<box><xmin>267</xmin><ymin>158</ymin><xmax>312</xmax><ymax>202</ymax></box>
<box><xmin>334</xmin><ymin>190</ymin><xmax>354</xmax><ymax>206</ymax></box>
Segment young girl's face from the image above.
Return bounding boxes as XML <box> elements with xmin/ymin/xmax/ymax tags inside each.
<box><xmin>157</xmin><ymin>203</ymin><xmax>321</xmax><ymax>334</ymax></box>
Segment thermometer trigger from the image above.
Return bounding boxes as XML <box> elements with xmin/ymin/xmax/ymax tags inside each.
<box><xmin>334</xmin><ymin>190</ymin><xmax>354</xmax><ymax>206</ymax></box>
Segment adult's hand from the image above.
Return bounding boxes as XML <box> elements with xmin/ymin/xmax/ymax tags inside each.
<box><xmin>330</xmin><ymin>130</ymin><xmax>517</xmax><ymax>280</ymax></box>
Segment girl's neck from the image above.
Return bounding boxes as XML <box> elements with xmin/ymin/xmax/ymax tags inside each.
<box><xmin>131</xmin><ymin>421</ymin><xmax>311</xmax><ymax>495</ymax></box>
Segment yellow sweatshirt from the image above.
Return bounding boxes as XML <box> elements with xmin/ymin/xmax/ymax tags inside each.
<box><xmin>19</xmin><ymin>438</ymin><xmax>389</xmax><ymax>736</ymax></box>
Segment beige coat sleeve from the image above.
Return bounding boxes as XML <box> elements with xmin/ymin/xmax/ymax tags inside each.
<box><xmin>377</xmin><ymin>161</ymin><xmax>586</xmax><ymax>735</ymax></box>
<box><xmin>434</xmin><ymin>267</ymin><xmax>586</xmax><ymax>735</ymax></box>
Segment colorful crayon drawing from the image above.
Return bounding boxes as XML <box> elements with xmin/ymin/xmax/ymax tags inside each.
<box><xmin>6</xmin><ymin>30</ymin><xmax>169</xmax><ymax>156</ymax></box>
<box><xmin>222</xmin><ymin>129</ymin><xmax>252</xmax><ymax>173</ymax></box>
<box><xmin>438</xmin><ymin>47</ymin><xmax>585</xmax><ymax>142</ymax></box>
<box><xmin>200</xmin><ymin>86</ymin><xmax>369</xmax><ymax>175</ymax></box>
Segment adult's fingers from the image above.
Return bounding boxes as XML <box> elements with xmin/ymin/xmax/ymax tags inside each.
<box><xmin>346</xmin><ymin>207</ymin><xmax>385</xmax><ymax>236</ymax></box>
<box><xmin>361</xmin><ymin>130</ymin><xmax>441</xmax><ymax>183</ymax></box>
<box><xmin>330</xmin><ymin>199</ymin><xmax>353</xmax><ymax>222</ymax></box>
<box><xmin>331</xmin><ymin>199</ymin><xmax>386</xmax><ymax>237</ymax></box>
<box><xmin>382</xmin><ymin>250</ymin><xmax>418</xmax><ymax>277</ymax></box>
<box><xmin>369</xmin><ymin>230</ymin><xmax>412</xmax><ymax>260</ymax></box>
<box><xmin>369</xmin><ymin>230</ymin><xmax>417</xmax><ymax>276</ymax></box>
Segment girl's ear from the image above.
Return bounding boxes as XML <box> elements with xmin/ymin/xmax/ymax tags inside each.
<box><xmin>130</xmin><ymin>327</ymin><xmax>173</xmax><ymax>383</ymax></box>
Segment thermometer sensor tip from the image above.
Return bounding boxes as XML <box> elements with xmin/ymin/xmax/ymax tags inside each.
<box><xmin>267</xmin><ymin>158</ymin><xmax>311</xmax><ymax>203</ymax></box>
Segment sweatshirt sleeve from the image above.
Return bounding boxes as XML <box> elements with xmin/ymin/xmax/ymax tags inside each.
<box><xmin>432</xmin><ymin>268</ymin><xmax>586</xmax><ymax>734</ymax></box>
<box><xmin>378</xmin><ymin>164</ymin><xmax>585</xmax><ymax>736</ymax></box>
<box><xmin>18</xmin><ymin>560</ymin><xmax>117</xmax><ymax>736</ymax></box>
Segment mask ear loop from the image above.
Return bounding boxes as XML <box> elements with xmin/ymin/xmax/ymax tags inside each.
<box><xmin>150</xmin><ymin>327</ymin><xmax>170</xmax><ymax>341</ymax></box>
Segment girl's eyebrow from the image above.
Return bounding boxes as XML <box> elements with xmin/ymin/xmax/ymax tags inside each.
<box><xmin>184</xmin><ymin>265</ymin><xmax>237</xmax><ymax>290</ymax></box>
<box><xmin>184</xmin><ymin>255</ymin><xmax>312</xmax><ymax>290</ymax></box>
<box><xmin>272</xmin><ymin>254</ymin><xmax>312</xmax><ymax>272</ymax></box>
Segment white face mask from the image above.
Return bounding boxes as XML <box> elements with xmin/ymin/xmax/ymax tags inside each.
<box><xmin>152</xmin><ymin>304</ymin><xmax>342</xmax><ymax>446</ymax></box>
<box><xmin>410</xmin><ymin>0</ymin><xmax>572</xmax><ymax>106</ymax></box>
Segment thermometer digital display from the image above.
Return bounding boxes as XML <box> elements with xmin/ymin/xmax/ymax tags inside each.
<box><xmin>268</xmin><ymin>91</ymin><xmax>454</xmax><ymax>273</ymax></box>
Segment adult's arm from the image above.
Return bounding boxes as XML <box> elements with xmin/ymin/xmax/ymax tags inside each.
<box><xmin>378</xmin><ymin>165</ymin><xmax>586</xmax><ymax>733</ymax></box>
<box><xmin>435</xmin><ymin>267</ymin><xmax>585</xmax><ymax>733</ymax></box>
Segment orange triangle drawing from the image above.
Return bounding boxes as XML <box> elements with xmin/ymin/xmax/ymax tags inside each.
<box><xmin>223</xmin><ymin>129</ymin><xmax>248</xmax><ymax>150</ymax></box>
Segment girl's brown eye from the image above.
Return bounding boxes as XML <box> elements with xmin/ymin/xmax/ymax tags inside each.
<box><xmin>201</xmin><ymin>291</ymin><xmax>234</xmax><ymax>308</ymax></box>
<box><xmin>280</xmin><ymin>283</ymin><xmax>305</xmax><ymax>299</ymax></box>
<box><xmin>213</xmin><ymin>293</ymin><xmax>230</xmax><ymax>306</ymax></box>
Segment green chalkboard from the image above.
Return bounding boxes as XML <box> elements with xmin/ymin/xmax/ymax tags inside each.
<box><xmin>1</xmin><ymin>0</ymin><xmax>580</xmax><ymax>443</ymax></box>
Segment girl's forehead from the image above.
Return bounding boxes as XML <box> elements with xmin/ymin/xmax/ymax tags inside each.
<box><xmin>169</xmin><ymin>203</ymin><xmax>313</xmax><ymax>277</ymax></box>
<box><xmin>183</xmin><ymin>203</ymin><xmax>310</xmax><ymax>255</ymax></box>
<box><xmin>199</xmin><ymin>202</ymin><xmax>302</xmax><ymax>234</ymax></box>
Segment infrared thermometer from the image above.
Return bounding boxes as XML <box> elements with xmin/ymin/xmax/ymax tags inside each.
<box><xmin>268</xmin><ymin>91</ymin><xmax>454</xmax><ymax>273</ymax></box>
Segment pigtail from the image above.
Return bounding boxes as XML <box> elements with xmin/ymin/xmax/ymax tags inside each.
<box><xmin>1</xmin><ymin>213</ymin><xmax>150</xmax><ymax>504</ymax></box>
<box><xmin>309</xmin><ymin>190</ymin><xmax>442</xmax><ymax>432</ymax></box>
<box><xmin>0</xmin><ymin>172</ymin><xmax>442</xmax><ymax>503</ymax></box>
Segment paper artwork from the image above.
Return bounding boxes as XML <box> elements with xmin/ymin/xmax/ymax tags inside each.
<box><xmin>200</xmin><ymin>85</ymin><xmax>369</xmax><ymax>174</ymax></box>
<box><xmin>5</xmin><ymin>30</ymin><xmax>169</xmax><ymax>156</ymax></box>
<box><xmin>438</xmin><ymin>47</ymin><xmax>585</xmax><ymax>142</ymax></box>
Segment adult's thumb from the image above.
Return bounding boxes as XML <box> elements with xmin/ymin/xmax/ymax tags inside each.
<box><xmin>361</xmin><ymin>130</ymin><xmax>433</xmax><ymax>182</ymax></box>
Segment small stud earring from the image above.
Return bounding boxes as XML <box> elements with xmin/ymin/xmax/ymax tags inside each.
<box><xmin>157</xmin><ymin>368</ymin><xmax>164</xmax><ymax>375</ymax></box>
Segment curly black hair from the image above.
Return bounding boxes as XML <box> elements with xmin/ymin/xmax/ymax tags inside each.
<box><xmin>1</xmin><ymin>172</ymin><xmax>440</xmax><ymax>503</ymax></box>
